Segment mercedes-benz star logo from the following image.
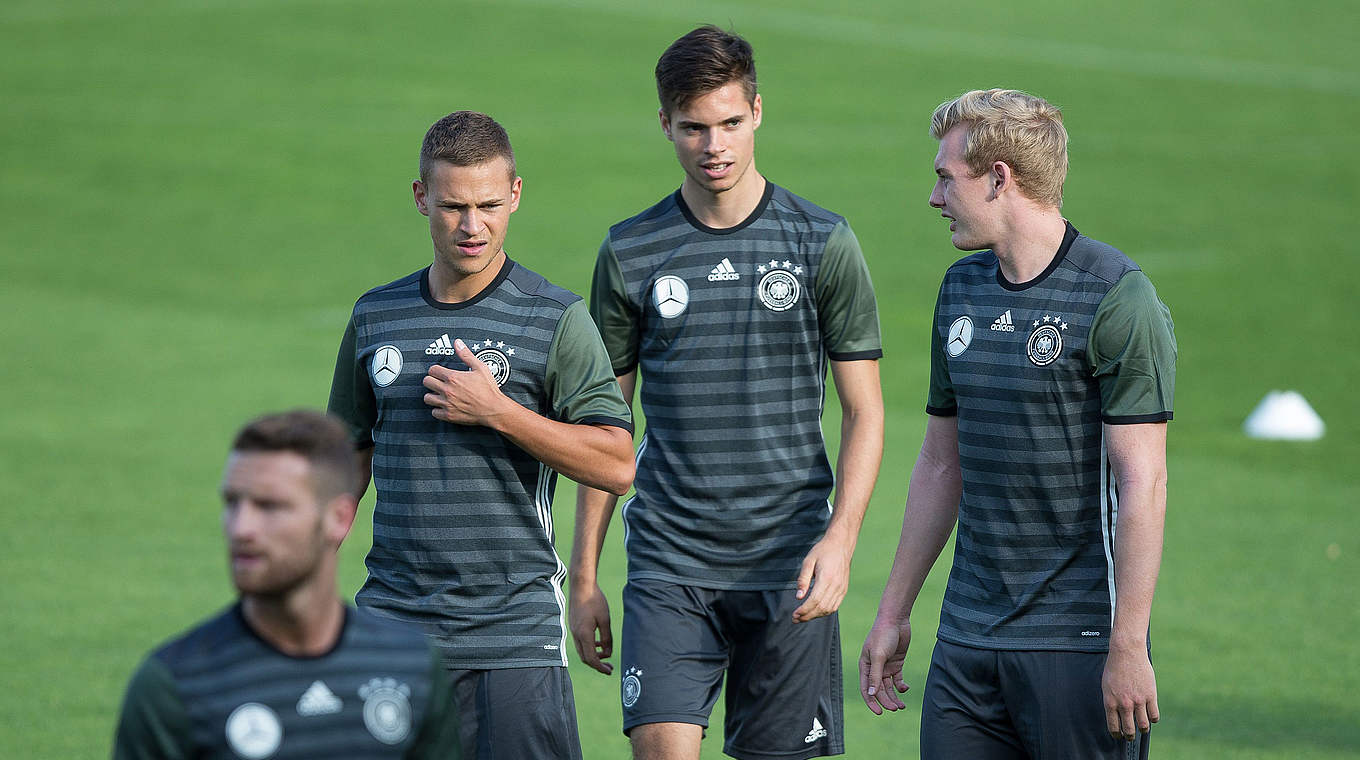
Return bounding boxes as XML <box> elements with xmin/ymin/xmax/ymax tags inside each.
<box><xmin>947</xmin><ymin>316</ymin><xmax>973</xmax><ymax>357</ymax></box>
<box><xmin>371</xmin><ymin>345</ymin><xmax>403</xmax><ymax>387</ymax></box>
<box><xmin>653</xmin><ymin>275</ymin><xmax>689</xmax><ymax>319</ymax></box>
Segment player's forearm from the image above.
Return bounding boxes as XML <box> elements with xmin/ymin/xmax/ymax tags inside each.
<box><xmin>488</xmin><ymin>402</ymin><xmax>635</xmax><ymax>495</ymax></box>
<box><xmin>875</xmin><ymin>419</ymin><xmax>961</xmax><ymax>622</ymax></box>
<box><xmin>570</xmin><ymin>485</ymin><xmax>620</xmax><ymax>587</ymax></box>
<box><xmin>1105</xmin><ymin>422</ymin><xmax>1168</xmax><ymax>651</ymax></box>
<box><xmin>826</xmin><ymin>397</ymin><xmax>884</xmax><ymax>546</ymax></box>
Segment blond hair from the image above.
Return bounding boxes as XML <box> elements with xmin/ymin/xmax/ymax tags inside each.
<box><xmin>930</xmin><ymin>89</ymin><xmax>1068</xmax><ymax>208</ymax></box>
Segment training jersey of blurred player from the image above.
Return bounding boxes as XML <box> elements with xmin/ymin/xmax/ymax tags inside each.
<box><xmin>113</xmin><ymin>410</ymin><xmax>462</xmax><ymax>759</ymax></box>
<box><xmin>859</xmin><ymin>89</ymin><xmax>1176</xmax><ymax>760</ymax></box>
<box><xmin>328</xmin><ymin>112</ymin><xmax>634</xmax><ymax>760</ymax></box>
<box><xmin>571</xmin><ymin>25</ymin><xmax>885</xmax><ymax>760</ymax></box>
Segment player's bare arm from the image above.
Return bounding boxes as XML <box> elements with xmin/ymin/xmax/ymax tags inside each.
<box><xmin>859</xmin><ymin>414</ymin><xmax>961</xmax><ymax>715</ymax></box>
<box><xmin>569</xmin><ymin>369</ymin><xmax>637</xmax><ymax>675</ymax></box>
<box><xmin>792</xmin><ymin>359</ymin><xmax>884</xmax><ymax>623</ymax></box>
<box><xmin>422</xmin><ymin>338</ymin><xmax>635</xmax><ymax>495</ymax></box>
<box><xmin>353</xmin><ymin>447</ymin><xmax>373</xmax><ymax>501</ymax></box>
<box><xmin>1101</xmin><ymin>421</ymin><xmax>1167</xmax><ymax>741</ymax></box>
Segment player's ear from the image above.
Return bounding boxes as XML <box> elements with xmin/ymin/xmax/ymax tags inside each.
<box><xmin>413</xmin><ymin>179</ymin><xmax>430</xmax><ymax>216</ymax></box>
<box><xmin>989</xmin><ymin>161</ymin><xmax>1013</xmax><ymax>199</ymax></box>
<box><xmin>324</xmin><ymin>493</ymin><xmax>358</xmax><ymax>548</ymax></box>
<box><xmin>659</xmin><ymin>108</ymin><xmax>673</xmax><ymax>142</ymax></box>
<box><xmin>508</xmin><ymin>176</ymin><xmax>522</xmax><ymax>214</ymax></box>
<box><xmin>751</xmin><ymin>93</ymin><xmax>762</xmax><ymax>131</ymax></box>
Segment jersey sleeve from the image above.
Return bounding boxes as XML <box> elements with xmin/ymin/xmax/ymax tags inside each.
<box><xmin>545</xmin><ymin>299</ymin><xmax>634</xmax><ymax>432</ymax></box>
<box><xmin>1087</xmin><ymin>270</ymin><xmax>1176</xmax><ymax>423</ymax></box>
<box><xmin>112</xmin><ymin>655</ymin><xmax>192</xmax><ymax>760</ymax></box>
<box><xmin>814</xmin><ymin>220</ymin><xmax>883</xmax><ymax>361</ymax></box>
<box><xmin>327</xmin><ymin>313</ymin><xmax>378</xmax><ymax>448</ymax></box>
<box><xmin>405</xmin><ymin>648</ymin><xmax>462</xmax><ymax>760</ymax></box>
<box><xmin>925</xmin><ymin>282</ymin><xmax>958</xmax><ymax>416</ymax></box>
<box><xmin>589</xmin><ymin>236</ymin><xmax>641</xmax><ymax>376</ymax></box>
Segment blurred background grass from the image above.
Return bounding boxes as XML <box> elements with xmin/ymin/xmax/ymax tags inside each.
<box><xmin>2</xmin><ymin>0</ymin><xmax>1357</xmax><ymax>756</ymax></box>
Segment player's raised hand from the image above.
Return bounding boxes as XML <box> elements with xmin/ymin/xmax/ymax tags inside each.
<box><xmin>1101</xmin><ymin>643</ymin><xmax>1159</xmax><ymax>741</ymax></box>
<box><xmin>422</xmin><ymin>339</ymin><xmax>509</xmax><ymax>426</ymax></box>
<box><xmin>569</xmin><ymin>581</ymin><xmax>614</xmax><ymax>675</ymax></box>
<box><xmin>859</xmin><ymin>616</ymin><xmax>911</xmax><ymax>715</ymax></box>
<box><xmin>792</xmin><ymin>532</ymin><xmax>854</xmax><ymax>622</ymax></box>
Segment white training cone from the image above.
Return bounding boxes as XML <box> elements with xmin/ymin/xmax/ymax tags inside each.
<box><xmin>1243</xmin><ymin>391</ymin><xmax>1325</xmax><ymax>440</ymax></box>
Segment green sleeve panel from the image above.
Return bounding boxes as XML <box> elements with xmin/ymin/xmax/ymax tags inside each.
<box><xmin>327</xmin><ymin>314</ymin><xmax>377</xmax><ymax>448</ymax></box>
<box><xmin>1087</xmin><ymin>270</ymin><xmax>1176</xmax><ymax>423</ymax></box>
<box><xmin>405</xmin><ymin>650</ymin><xmax>462</xmax><ymax>760</ymax></box>
<box><xmin>589</xmin><ymin>237</ymin><xmax>641</xmax><ymax>376</ymax></box>
<box><xmin>545</xmin><ymin>299</ymin><xmax>634</xmax><ymax>431</ymax></box>
<box><xmin>926</xmin><ymin>285</ymin><xmax>957</xmax><ymax>416</ymax></box>
<box><xmin>814</xmin><ymin>221</ymin><xmax>883</xmax><ymax>360</ymax></box>
<box><xmin>112</xmin><ymin>656</ymin><xmax>192</xmax><ymax>760</ymax></box>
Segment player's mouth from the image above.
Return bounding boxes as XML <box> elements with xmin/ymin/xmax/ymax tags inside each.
<box><xmin>702</xmin><ymin>161</ymin><xmax>734</xmax><ymax>179</ymax></box>
<box><xmin>942</xmin><ymin>214</ymin><xmax>956</xmax><ymax>231</ymax></box>
<box><xmin>456</xmin><ymin>240</ymin><xmax>488</xmax><ymax>256</ymax></box>
<box><xmin>230</xmin><ymin>550</ymin><xmax>263</xmax><ymax>569</ymax></box>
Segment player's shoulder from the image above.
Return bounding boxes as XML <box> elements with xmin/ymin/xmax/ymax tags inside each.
<box><xmin>606</xmin><ymin>191</ymin><xmax>683</xmax><ymax>245</ymax></box>
<box><xmin>766</xmin><ymin>183</ymin><xmax>845</xmax><ymax>230</ymax></box>
<box><xmin>502</xmin><ymin>259</ymin><xmax>582</xmax><ymax>310</ymax></box>
<box><xmin>352</xmin><ymin>268</ymin><xmax>425</xmax><ymax>307</ymax></box>
<box><xmin>943</xmin><ymin>250</ymin><xmax>996</xmax><ymax>276</ymax></box>
<box><xmin>1064</xmin><ymin>230</ymin><xmax>1141</xmax><ymax>285</ymax></box>
<box><xmin>151</xmin><ymin>604</ymin><xmax>247</xmax><ymax>672</ymax></box>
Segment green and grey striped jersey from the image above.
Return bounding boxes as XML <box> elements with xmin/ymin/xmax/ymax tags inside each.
<box><xmin>928</xmin><ymin>223</ymin><xmax>1175</xmax><ymax>651</ymax></box>
<box><xmin>113</xmin><ymin>605</ymin><xmax>460</xmax><ymax>759</ymax></box>
<box><xmin>328</xmin><ymin>259</ymin><xmax>632</xmax><ymax>669</ymax></box>
<box><xmin>592</xmin><ymin>183</ymin><xmax>881</xmax><ymax>590</ymax></box>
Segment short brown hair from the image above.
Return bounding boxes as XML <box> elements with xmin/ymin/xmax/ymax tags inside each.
<box><xmin>419</xmin><ymin>111</ymin><xmax>516</xmax><ymax>182</ymax></box>
<box><xmin>930</xmin><ymin>89</ymin><xmax>1068</xmax><ymax>208</ymax></box>
<box><xmin>231</xmin><ymin>410</ymin><xmax>358</xmax><ymax>500</ymax></box>
<box><xmin>655</xmin><ymin>25</ymin><xmax>757</xmax><ymax>114</ymax></box>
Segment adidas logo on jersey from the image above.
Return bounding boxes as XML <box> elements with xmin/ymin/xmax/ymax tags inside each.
<box><xmin>804</xmin><ymin>717</ymin><xmax>828</xmax><ymax>743</ymax></box>
<box><xmin>990</xmin><ymin>310</ymin><xmax>1016</xmax><ymax>332</ymax></box>
<box><xmin>425</xmin><ymin>334</ymin><xmax>456</xmax><ymax>355</ymax></box>
<box><xmin>708</xmin><ymin>258</ymin><xmax>740</xmax><ymax>281</ymax></box>
<box><xmin>296</xmin><ymin>680</ymin><xmax>343</xmax><ymax>716</ymax></box>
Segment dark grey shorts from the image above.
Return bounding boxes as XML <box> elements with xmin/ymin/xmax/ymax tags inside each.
<box><xmin>446</xmin><ymin>666</ymin><xmax>582</xmax><ymax>760</ymax></box>
<box><xmin>620</xmin><ymin>579</ymin><xmax>844</xmax><ymax>760</ymax></box>
<box><xmin>921</xmin><ymin>639</ymin><xmax>1150</xmax><ymax>760</ymax></box>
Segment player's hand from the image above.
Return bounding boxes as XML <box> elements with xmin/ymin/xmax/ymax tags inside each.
<box><xmin>859</xmin><ymin>616</ymin><xmax>911</xmax><ymax>715</ymax></box>
<box><xmin>1101</xmin><ymin>643</ymin><xmax>1159</xmax><ymax>741</ymax></box>
<box><xmin>422</xmin><ymin>339</ymin><xmax>510</xmax><ymax>426</ymax></box>
<box><xmin>792</xmin><ymin>532</ymin><xmax>854</xmax><ymax>622</ymax></box>
<box><xmin>569</xmin><ymin>581</ymin><xmax>614</xmax><ymax>675</ymax></box>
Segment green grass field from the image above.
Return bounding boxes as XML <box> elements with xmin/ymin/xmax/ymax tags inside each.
<box><xmin>3</xmin><ymin>0</ymin><xmax>1357</xmax><ymax>757</ymax></box>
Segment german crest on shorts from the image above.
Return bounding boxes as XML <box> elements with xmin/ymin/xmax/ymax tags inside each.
<box><xmin>755</xmin><ymin>259</ymin><xmax>802</xmax><ymax>312</ymax></box>
<box><xmin>622</xmin><ymin>666</ymin><xmax>642</xmax><ymax>708</ymax></box>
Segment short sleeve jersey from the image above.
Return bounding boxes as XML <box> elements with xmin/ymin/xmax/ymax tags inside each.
<box><xmin>592</xmin><ymin>183</ymin><xmax>881</xmax><ymax>589</ymax></box>
<box><xmin>328</xmin><ymin>258</ymin><xmax>632</xmax><ymax>668</ymax></box>
<box><xmin>113</xmin><ymin>605</ymin><xmax>460</xmax><ymax>760</ymax></box>
<box><xmin>927</xmin><ymin>223</ymin><xmax>1176</xmax><ymax>651</ymax></box>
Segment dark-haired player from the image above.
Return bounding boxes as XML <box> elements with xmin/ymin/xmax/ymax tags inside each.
<box><xmin>113</xmin><ymin>410</ymin><xmax>462</xmax><ymax>759</ymax></box>
<box><xmin>571</xmin><ymin>26</ymin><xmax>884</xmax><ymax>760</ymax></box>
<box><xmin>328</xmin><ymin>111</ymin><xmax>635</xmax><ymax>760</ymax></box>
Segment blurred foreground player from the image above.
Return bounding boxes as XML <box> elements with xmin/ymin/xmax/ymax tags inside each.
<box><xmin>328</xmin><ymin>111</ymin><xmax>634</xmax><ymax>759</ymax></box>
<box><xmin>859</xmin><ymin>89</ymin><xmax>1176</xmax><ymax>759</ymax></box>
<box><xmin>113</xmin><ymin>410</ymin><xmax>461</xmax><ymax>759</ymax></box>
<box><xmin>572</xmin><ymin>25</ymin><xmax>884</xmax><ymax>760</ymax></box>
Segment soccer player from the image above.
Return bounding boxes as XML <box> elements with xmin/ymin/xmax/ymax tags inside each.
<box><xmin>113</xmin><ymin>410</ymin><xmax>462</xmax><ymax>759</ymax></box>
<box><xmin>327</xmin><ymin>110</ymin><xmax>634</xmax><ymax>760</ymax></box>
<box><xmin>571</xmin><ymin>26</ymin><xmax>885</xmax><ymax>760</ymax></box>
<box><xmin>858</xmin><ymin>89</ymin><xmax>1176</xmax><ymax>760</ymax></box>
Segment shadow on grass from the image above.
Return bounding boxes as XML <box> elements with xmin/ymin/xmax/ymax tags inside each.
<box><xmin>1158</xmin><ymin>693</ymin><xmax>1360</xmax><ymax>754</ymax></box>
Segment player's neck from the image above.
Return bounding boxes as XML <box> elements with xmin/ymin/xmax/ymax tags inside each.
<box><xmin>993</xmin><ymin>209</ymin><xmax>1067</xmax><ymax>285</ymax></box>
<box><xmin>429</xmin><ymin>249</ymin><xmax>507</xmax><ymax>303</ymax></box>
<box><xmin>680</xmin><ymin>169</ymin><xmax>766</xmax><ymax>230</ymax></box>
<box><xmin>241</xmin><ymin>583</ymin><xmax>345</xmax><ymax>657</ymax></box>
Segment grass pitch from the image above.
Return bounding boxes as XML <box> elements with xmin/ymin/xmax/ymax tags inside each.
<box><xmin>2</xmin><ymin>0</ymin><xmax>1357</xmax><ymax>757</ymax></box>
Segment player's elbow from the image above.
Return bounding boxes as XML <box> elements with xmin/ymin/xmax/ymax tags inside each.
<box><xmin>600</xmin><ymin>457</ymin><xmax>635</xmax><ymax>496</ymax></box>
